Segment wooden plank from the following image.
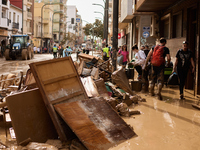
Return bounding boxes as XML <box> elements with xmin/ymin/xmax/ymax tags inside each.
<box><xmin>78</xmin><ymin>53</ymin><xmax>99</xmax><ymax>60</ymax></box>
<box><xmin>51</xmin><ymin>91</ymin><xmax>84</xmax><ymax>104</ymax></box>
<box><xmin>6</xmin><ymin>88</ymin><xmax>58</xmax><ymax>144</ymax></box>
<box><xmin>43</xmin><ymin>73</ymin><xmax>77</xmax><ymax>85</ymax></box>
<box><xmin>29</xmin><ymin>57</ymin><xmax>88</xmax><ymax>142</ymax></box>
<box><xmin>54</xmin><ymin>97</ymin><xmax>136</xmax><ymax>150</ymax></box>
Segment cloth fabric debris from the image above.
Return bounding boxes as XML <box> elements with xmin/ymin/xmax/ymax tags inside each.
<box><xmin>111</xmin><ymin>68</ymin><xmax>134</xmax><ymax>95</ymax></box>
<box><xmin>81</xmin><ymin>77</ymin><xmax>99</xmax><ymax>97</ymax></box>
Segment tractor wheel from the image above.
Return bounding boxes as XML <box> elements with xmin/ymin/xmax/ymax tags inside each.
<box><xmin>22</xmin><ymin>49</ymin><xmax>27</xmax><ymax>60</ymax></box>
<box><xmin>12</xmin><ymin>56</ymin><xmax>16</xmax><ymax>60</ymax></box>
<box><xmin>5</xmin><ymin>49</ymin><xmax>10</xmax><ymax>60</ymax></box>
<box><xmin>27</xmin><ymin>48</ymin><xmax>31</xmax><ymax>60</ymax></box>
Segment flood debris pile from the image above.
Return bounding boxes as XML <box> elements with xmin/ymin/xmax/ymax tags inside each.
<box><xmin>0</xmin><ymin>55</ymin><xmax>147</xmax><ymax>150</ymax></box>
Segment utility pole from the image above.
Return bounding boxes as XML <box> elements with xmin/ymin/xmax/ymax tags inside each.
<box><xmin>105</xmin><ymin>0</ymin><xmax>109</xmax><ymax>45</ymax></box>
<box><xmin>112</xmin><ymin>0</ymin><xmax>118</xmax><ymax>72</ymax></box>
<box><xmin>22</xmin><ymin>0</ymin><xmax>23</xmax><ymax>35</ymax></box>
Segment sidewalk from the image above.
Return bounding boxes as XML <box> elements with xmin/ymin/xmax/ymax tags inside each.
<box><xmin>110</xmin><ymin>87</ymin><xmax>200</xmax><ymax>150</ymax></box>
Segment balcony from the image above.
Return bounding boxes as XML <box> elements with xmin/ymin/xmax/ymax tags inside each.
<box><xmin>121</xmin><ymin>0</ymin><xmax>133</xmax><ymax>23</ymax></box>
<box><xmin>43</xmin><ymin>18</ymin><xmax>50</xmax><ymax>24</ymax></box>
<box><xmin>27</xmin><ymin>0</ymin><xmax>32</xmax><ymax>5</ymax></box>
<box><xmin>12</xmin><ymin>22</ymin><xmax>19</xmax><ymax>30</ymax></box>
<box><xmin>44</xmin><ymin>32</ymin><xmax>52</xmax><ymax>38</ymax></box>
<box><xmin>27</xmin><ymin>12</ymin><xmax>32</xmax><ymax>19</ymax></box>
<box><xmin>136</xmin><ymin>0</ymin><xmax>178</xmax><ymax>12</ymax></box>
<box><xmin>1</xmin><ymin>18</ymin><xmax>8</xmax><ymax>28</ymax></box>
<box><xmin>36</xmin><ymin>32</ymin><xmax>41</xmax><ymax>37</ymax></box>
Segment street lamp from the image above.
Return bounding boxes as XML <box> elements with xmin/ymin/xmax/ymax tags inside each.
<box><xmin>92</xmin><ymin>3</ymin><xmax>105</xmax><ymax>9</ymax></box>
<box><xmin>94</xmin><ymin>11</ymin><xmax>104</xmax><ymax>17</ymax></box>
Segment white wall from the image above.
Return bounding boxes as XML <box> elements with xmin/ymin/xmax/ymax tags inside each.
<box><xmin>8</xmin><ymin>5</ymin><xmax>22</xmax><ymax>35</ymax></box>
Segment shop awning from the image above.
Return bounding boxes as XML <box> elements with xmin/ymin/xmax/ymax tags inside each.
<box><xmin>136</xmin><ymin>0</ymin><xmax>179</xmax><ymax>12</ymax></box>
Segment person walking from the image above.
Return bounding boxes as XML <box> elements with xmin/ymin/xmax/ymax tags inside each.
<box><xmin>144</xmin><ymin>38</ymin><xmax>171</xmax><ymax>100</ymax></box>
<box><xmin>142</xmin><ymin>45</ymin><xmax>151</xmax><ymax>92</ymax></box>
<box><xmin>102</xmin><ymin>44</ymin><xmax>110</xmax><ymax>61</ymax></box>
<box><xmin>132</xmin><ymin>44</ymin><xmax>146</xmax><ymax>80</ymax></box>
<box><xmin>52</xmin><ymin>44</ymin><xmax>58</xmax><ymax>58</ymax></box>
<box><xmin>173</xmin><ymin>41</ymin><xmax>195</xmax><ymax>99</ymax></box>
<box><xmin>117</xmin><ymin>44</ymin><xmax>130</xmax><ymax>66</ymax></box>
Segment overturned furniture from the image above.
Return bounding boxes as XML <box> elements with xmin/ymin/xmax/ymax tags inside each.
<box><xmin>29</xmin><ymin>57</ymin><xmax>136</xmax><ymax>150</ymax></box>
<box><xmin>6</xmin><ymin>88</ymin><xmax>58</xmax><ymax>144</ymax></box>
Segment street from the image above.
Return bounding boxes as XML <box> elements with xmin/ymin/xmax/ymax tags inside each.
<box><xmin>0</xmin><ymin>53</ymin><xmax>200</xmax><ymax>149</ymax></box>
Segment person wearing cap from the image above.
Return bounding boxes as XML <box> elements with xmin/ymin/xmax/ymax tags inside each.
<box><xmin>173</xmin><ymin>41</ymin><xmax>195</xmax><ymax>100</ymax></box>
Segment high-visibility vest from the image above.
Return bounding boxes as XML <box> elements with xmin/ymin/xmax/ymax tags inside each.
<box><xmin>53</xmin><ymin>46</ymin><xmax>57</xmax><ymax>52</ymax></box>
<box><xmin>103</xmin><ymin>47</ymin><xmax>109</xmax><ymax>57</ymax></box>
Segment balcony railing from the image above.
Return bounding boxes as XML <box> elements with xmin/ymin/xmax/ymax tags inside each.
<box><xmin>27</xmin><ymin>12</ymin><xmax>32</xmax><ymax>18</ymax></box>
<box><xmin>36</xmin><ymin>32</ymin><xmax>41</xmax><ymax>37</ymax></box>
<box><xmin>12</xmin><ymin>22</ymin><xmax>19</xmax><ymax>29</ymax></box>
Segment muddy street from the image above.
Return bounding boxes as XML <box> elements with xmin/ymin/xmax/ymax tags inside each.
<box><xmin>0</xmin><ymin>54</ymin><xmax>200</xmax><ymax>150</ymax></box>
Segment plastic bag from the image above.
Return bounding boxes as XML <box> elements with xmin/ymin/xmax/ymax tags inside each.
<box><xmin>167</xmin><ymin>72</ymin><xmax>179</xmax><ymax>85</ymax></box>
<box><xmin>117</xmin><ymin>55</ymin><xmax>124</xmax><ymax>65</ymax></box>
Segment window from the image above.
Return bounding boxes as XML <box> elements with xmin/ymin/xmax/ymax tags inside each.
<box><xmin>13</xmin><ymin>12</ymin><xmax>16</xmax><ymax>22</ymax></box>
<box><xmin>172</xmin><ymin>12</ymin><xmax>182</xmax><ymax>38</ymax></box>
<box><xmin>17</xmin><ymin>15</ymin><xmax>19</xmax><ymax>23</ymax></box>
<box><xmin>9</xmin><ymin>12</ymin><xmax>11</xmax><ymax>20</ymax></box>
<box><xmin>160</xmin><ymin>14</ymin><xmax>170</xmax><ymax>39</ymax></box>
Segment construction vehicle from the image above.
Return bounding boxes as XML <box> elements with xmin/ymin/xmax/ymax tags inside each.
<box><xmin>5</xmin><ymin>35</ymin><xmax>34</xmax><ymax>60</ymax></box>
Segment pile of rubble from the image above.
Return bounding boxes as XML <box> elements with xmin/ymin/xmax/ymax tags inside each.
<box><xmin>0</xmin><ymin>54</ymin><xmax>146</xmax><ymax>150</ymax></box>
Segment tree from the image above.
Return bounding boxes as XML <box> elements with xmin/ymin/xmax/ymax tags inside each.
<box><xmin>83</xmin><ymin>19</ymin><xmax>103</xmax><ymax>39</ymax></box>
<box><xmin>83</xmin><ymin>23</ymin><xmax>93</xmax><ymax>36</ymax></box>
<box><xmin>93</xmin><ymin>19</ymin><xmax>103</xmax><ymax>39</ymax></box>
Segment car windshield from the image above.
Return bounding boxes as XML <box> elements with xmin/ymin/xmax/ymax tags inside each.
<box><xmin>13</xmin><ymin>37</ymin><xmax>23</xmax><ymax>43</ymax></box>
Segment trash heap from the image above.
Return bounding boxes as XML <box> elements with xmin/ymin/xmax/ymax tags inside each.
<box><xmin>0</xmin><ymin>54</ymin><xmax>146</xmax><ymax>150</ymax></box>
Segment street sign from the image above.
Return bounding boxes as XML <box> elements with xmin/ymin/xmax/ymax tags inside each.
<box><xmin>76</xmin><ymin>18</ymin><xmax>81</xmax><ymax>23</ymax></box>
<box><xmin>143</xmin><ymin>26</ymin><xmax>150</xmax><ymax>32</ymax></box>
<box><xmin>118</xmin><ymin>33</ymin><xmax>121</xmax><ymax>39</ymax></box>
<box><xmin>142</xmin><ymin>31</ymin><xmax>150</xmax><ymax>38</ymax></box>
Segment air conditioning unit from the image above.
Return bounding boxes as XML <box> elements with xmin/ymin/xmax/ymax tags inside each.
<box><xmin>150</xmin><ymin>15</ymin><xmax>158</xmax><ymax>37</ymax></box>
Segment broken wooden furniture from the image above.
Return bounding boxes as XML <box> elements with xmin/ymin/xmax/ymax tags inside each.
<box><xmin>6</xmin><ymin>88</ymin><xmax>58</xmax><ymax>144</ymax></box>
<box><xmin>54</xmin><ymin>97</ymin><xmax>136</xmax><ymax>150</ymax></box>
<box><xmin>29</xmin><ymin>57</ymin><xmax>88</xmax><ymax>142</ymax></box>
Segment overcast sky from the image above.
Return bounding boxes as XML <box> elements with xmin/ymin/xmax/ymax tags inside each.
<box><xmin>67</xmin><ymin>0</ymin><xmax>105</xmax><ymax>25</ymax></box>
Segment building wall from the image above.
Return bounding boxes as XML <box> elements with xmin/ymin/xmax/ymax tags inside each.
<box><xmin>66</xmin><ymin>6</ymin><xmax>77</xmax><ymax>35</ymax></box>
<box><xmin>8</xmin><ymin>5</ymin><xmax>22</xmax><ymax>35</ymax></box>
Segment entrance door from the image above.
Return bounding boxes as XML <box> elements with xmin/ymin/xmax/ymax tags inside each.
<box><xmin>185</xmin><ymin>7</ymin><xmax>197</xmax><ymax>91</ymax></box>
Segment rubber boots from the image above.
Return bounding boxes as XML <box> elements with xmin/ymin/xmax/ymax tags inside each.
<box><xmin>142</xmin><ymin>81</ymin><xmax>149</xmax><ymax>93</ymax></box>
<box><xmin>149</xmin><ymin>83</ymin><xmax>155</xmax><ymax>96</ymax></box>
<box><xmin>157</xmin><ymin>83</ymin><xmax>163</xmax><ymax>100</ymax></box>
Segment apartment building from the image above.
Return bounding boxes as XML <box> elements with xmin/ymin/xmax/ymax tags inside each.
<box><xmin>10</xmin><ymin>0</ymin><xmax>34</xmax><ymax>37</ymax></box>
<box><xmin>0</xmin><ymin>0</ymin><xmax>10</xmax><ymax>46</ymax></box>
<box><xmin>8</xmin><ymin>4</ymin><xmax>23</xmax><ymax>36</ymax></box>
<box><xmin>52</xmin><ymin>0</ymin><xmax>67</xmax><ymax>44</ymax></box>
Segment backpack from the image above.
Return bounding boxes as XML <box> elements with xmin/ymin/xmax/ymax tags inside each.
<box><xmin>151</xmin><ymin>45</ymin><xmax>165</xmax><ymax>66</ymax></box>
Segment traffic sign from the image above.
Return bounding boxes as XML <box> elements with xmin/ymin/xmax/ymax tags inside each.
<box><xmin>76</xmin><ymin>18</ymin><xmax>81</xmax><ymax>23</ymax></box>
<box><xmin>143</xmin><ymin>31</ymin><xmax>150</xmax><ymax>38</ymax></box>
<box><xmin>118</xmin><ymin>33</ymin><xmax>121</xmax><ymax>39</ymax></box>
<box><xmin>143</xmin><ymin>26</ymin><xmax>150</xmax><ymax>31</ymax></box>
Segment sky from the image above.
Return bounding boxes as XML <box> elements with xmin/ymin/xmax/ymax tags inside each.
<box><xmin>67</xmin><ymin>0</ymin><xmax>105</xmax><ymax>26</ymax></box>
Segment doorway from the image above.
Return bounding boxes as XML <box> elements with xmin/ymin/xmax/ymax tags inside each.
<box><xmin>185</xmin><ymin>7</ymin><xmax>197</xmax><ymax>91</ymax></box>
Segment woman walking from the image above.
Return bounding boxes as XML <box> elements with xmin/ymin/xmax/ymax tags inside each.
<box><xmin>117</xmin><ymin>44</ymin><xmax>129</xmax><ymax>66</ymax></box>
<box><xmin>173</xmin><ymin>41</ymin><xmax>195</xmax><ymax>99</ymax></box>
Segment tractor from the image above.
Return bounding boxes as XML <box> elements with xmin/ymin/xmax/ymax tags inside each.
<box><xmin>5</xmin><ymin>35</ymin><xmax>34</xmax><ymax>60</ymax></box>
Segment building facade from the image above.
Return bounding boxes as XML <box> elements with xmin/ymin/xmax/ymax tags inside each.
<box><xmin>0</xmin><ymin>0</ymin><xmax>10</xmax><ymax>47</ymax></box>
